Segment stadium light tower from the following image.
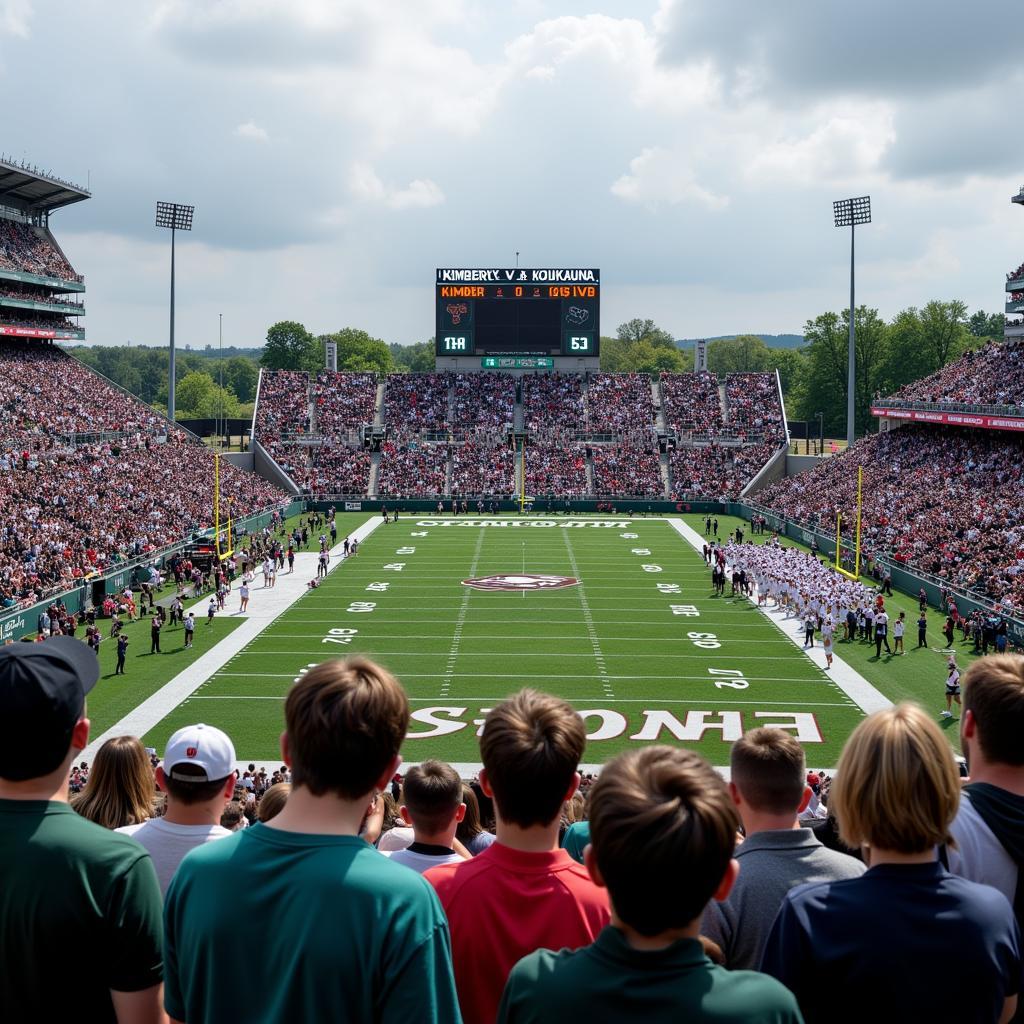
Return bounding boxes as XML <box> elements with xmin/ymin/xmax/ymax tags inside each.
<box><xmin>155</xmin><ymin>201</ymin><xmax>194</xmax><ymax>421</ymax></box>
<box><xmin>833</xmin><ymin>195</ymin><xmax>871</xmax><ymax>447</ymax></box>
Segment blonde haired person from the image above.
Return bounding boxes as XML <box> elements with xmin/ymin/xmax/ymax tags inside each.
<box><xmin>257</xmin><ymin>781</ymin><xmax>291</xmax><ymax>823</ymax></box>
<box><xmin>762</xmin><ymin>703</ymin><xmax>1021</xmax><ymax>1024</ymax></box>
<box><xmin>72</xmin><ymin>735</ymin><xmax>156</xmax><ymax>829</ymax></box>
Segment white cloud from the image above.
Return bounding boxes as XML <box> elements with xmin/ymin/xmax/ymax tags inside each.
<box><xmin>746</xmin><ymin>105</ymin><xmax>896</xmax><ymax>187</ymax></box>
<box><xmin>234</xmin><ymin>119</ymin><xmax>268</xmax><ymax>143</ymax></box>
<box><xmin>0</xmin><ymin>0</ymin><xmax>32</xmax><ymax>36</ymax></box>
<box><xmin>348</xmin><ymin>162</ymin><xmax>445</xmax><ymax>211</ymax></box>
<box><xmin>611</xmin><ymin>147</ymin><xmax>728</xmax><ymax>210</ymax></box>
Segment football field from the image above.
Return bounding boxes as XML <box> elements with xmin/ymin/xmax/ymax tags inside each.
<box><xmin>142</xmin><ymin>516</ymin><xmax>867</xmax><ymax>767</ymax></box>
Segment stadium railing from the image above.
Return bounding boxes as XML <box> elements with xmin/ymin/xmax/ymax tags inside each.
<box><xmin>874</xmin><ymin>398</ymin><xmax>1024</xmax><ymax>417</ymax></box>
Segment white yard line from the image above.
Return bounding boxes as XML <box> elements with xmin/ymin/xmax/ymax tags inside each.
<box><xmin>664</xmin><ymin>518</ymin><xmax>891</xmax><ymax>715</ymax></box>
<box><xmin>82</xmin><ymin>517</ymin><xmax>385</xmax><ymax>759</ymax></box>
<box><xmin>442</xmin><ymin>530</ymin><xmax>486</xmax><ymax>699</ymax></box>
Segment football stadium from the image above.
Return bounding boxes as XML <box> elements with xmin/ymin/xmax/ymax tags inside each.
<box><xmin>3</xmin><ymin>6</ymin><xmax>1024</xmax><ymax>1019</ymax></box>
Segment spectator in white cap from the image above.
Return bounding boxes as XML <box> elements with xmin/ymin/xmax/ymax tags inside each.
<box><xmin>118</xmin><ymin>723</ymin><xmax>237</xmax><ymax>896</ymax></box>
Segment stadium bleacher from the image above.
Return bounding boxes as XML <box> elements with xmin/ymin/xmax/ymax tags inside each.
<box><xmin>0</xmin><ymin>339</ymin><xmax>288</xmax><ymax>609</ymax></box>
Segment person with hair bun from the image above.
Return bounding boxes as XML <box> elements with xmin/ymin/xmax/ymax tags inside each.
<box><xmin>762</xmin><ymin>703</ymin><xmax>1021</xmax><ymax>1024</ymax></box>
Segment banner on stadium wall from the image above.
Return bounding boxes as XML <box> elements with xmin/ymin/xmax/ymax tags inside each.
<box><xmin>0</xmin><ymin>325</ymin><xmax>83</xmax><ymax>340</ymax></box>
<box><xmin>0</xmin><ymin>268</ymin><xmax>84</xmax><ymax>290</ymax></box>
<box><xmin>872</xmin><ymin>407</ymin><xmax>1024</xmax><ymax>432</ymax></box>
<box><xmin>345</xmin><ymin>501</ymin><xmax>362</xmax><ymax>511</ymax></box>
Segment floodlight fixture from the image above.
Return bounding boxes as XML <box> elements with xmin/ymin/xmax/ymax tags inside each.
<box><xmin>833</xmin><ymin>195</ymin><xmax>871</xmax><ymax>447</ymax></box>
<box><xmin>833</xmin><ymin>195</ymin><xmax>871</xmax><ymax>228</ymax></box>
<box><xmin>155</xmin><ymin>201</ymin><xmax>195</xmax><ymax>422</ymax></box>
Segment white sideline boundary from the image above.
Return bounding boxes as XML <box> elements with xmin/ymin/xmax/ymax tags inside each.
<box><xmin>665</xmin><ymin>518</ymin><xmax>891</xmax><ymax>715</ymax></box>
<box><xmin>82</xmin><ymin>517</ymin><xmax>385</xmax><ymax>761</ymax></box>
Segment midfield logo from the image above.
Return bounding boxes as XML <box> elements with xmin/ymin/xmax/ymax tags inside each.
<box><xmin>462</xmin><ymin>574</ymin><xmax>580</xmax><ymax>591</ymax></box>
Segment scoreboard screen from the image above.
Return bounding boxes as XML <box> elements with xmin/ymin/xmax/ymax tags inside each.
<box><xmin>436</xmin><ymin>268</ymin><xmax>599</xmax><ymax>357</ymax></box>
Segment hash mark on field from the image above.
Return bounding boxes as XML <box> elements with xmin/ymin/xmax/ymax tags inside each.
<box><xmin>442</xmin><ymin>529</ymin><xmax>486</xmax><ymax>698</ymax></box>
<box><xmin>561</xmin><ymin>529</ymin><xmax>614</xmax><ymax>699</ymax></box>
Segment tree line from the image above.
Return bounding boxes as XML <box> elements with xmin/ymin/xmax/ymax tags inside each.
<box><xmin>69</xmin><ymin>300</ymin><xmax>1002</xmax><ymax>436</ymax></box>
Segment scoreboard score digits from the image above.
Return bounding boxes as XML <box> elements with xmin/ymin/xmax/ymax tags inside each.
<box><xmin>436</xmin><ymin>268</ymin><xmax>600</xmax><ymax>357</ymax></box>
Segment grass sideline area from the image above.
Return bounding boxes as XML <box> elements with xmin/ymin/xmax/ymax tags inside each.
<box><xmin>83</xmin><ymin>512</ymin><xmax>370</xmax><ymax>738</ymax></box>
<box><xmin>141</xmin><ymin>514</ymin><xmax>866</xmax><ymax>766</ymax></box>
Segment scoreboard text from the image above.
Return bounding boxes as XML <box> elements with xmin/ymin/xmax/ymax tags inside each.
<box><xmin>435</xmin><ymin>268</ymin><xmax>600</xmax><ymax>357</ymax></box>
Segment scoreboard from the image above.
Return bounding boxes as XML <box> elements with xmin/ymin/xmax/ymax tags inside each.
<box><xmin>436</xmin><ymin>268</ymin><xmax>599</xmax><ymax>357</ymax></box>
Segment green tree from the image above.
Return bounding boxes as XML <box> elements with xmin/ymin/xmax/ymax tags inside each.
<box><xmin>968</xmin><ymin>309</ymin><xmax>1006</xmax><ymax>340</ymax></box>
<box><xmin>766</xmin><ymin>347</ymin><xmax>807</xmax><ymax>402</ymax></box>
<box><xmin>223</xmin><ymin>356</ymin><xmax>258</xmax><ymax>402</ymax></box>
<box><xmin>616</xmin><ymin>318</ymin><xmax>677</xmax><ymax>349</ymax></box>
<box><xmin>707</xmin><ymin>335</ymin><xmax>772</xmax><ymax>375</ymax></box>
<box><xmin>919</xmin><ymin>299</ymin><xmax>969</xmax><ymax>372</ymax></box>
<box><xmin>797</xmin><ymin>308</ymin><xmax>889</xmax><ymax>438</ymax></box>
<box><xmin>261</xmin><ymin>321</ymin><xmax>321</xmax><ymax>372</ymax></box>
<box><xmin>324</xmin><ymin>328</ymin><xmax>394</xmax><ymax>374</ymax></box>
<box><xmin>174</xmin><ymin>371</ymin><xmax>218</xmax><ymax>415</ymax></box>
<box><xmin>390</xmin><ymin>340</ymin><xmax>435</xmax><ymax>373</ymax></box>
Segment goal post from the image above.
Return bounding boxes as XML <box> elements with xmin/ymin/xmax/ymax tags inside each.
<box><xmin>833</xmin><ymin>465</ymin><xmax>862</xmax><ymax>581</ymax></box>
<box><xmin>214</xmin><ymin>451</ymin><xmax>234</xmax><ymax>561</ymax></box>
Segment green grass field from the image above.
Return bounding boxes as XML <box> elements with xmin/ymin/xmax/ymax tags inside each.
<box><xmin>140</xmin><ymin>514</ymin><xmax>876</xmax><ymax>767</ymax></box>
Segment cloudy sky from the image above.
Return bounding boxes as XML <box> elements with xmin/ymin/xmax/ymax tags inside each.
<box><xmin>3</xmin><ymin>0</ymin><xmax>1021</xmax><ymax>349</ymax></box>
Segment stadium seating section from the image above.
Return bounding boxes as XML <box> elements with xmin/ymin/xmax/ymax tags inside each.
<box><xmin>882</xmin><ymin>339</ymin><xmax>1024</xmax><ymax>410</ymax></box>
<box><xmin>758</xmin><ymin>424</ymin><xmax>1024</xmax><ymax>613</ymax></box>
<box><xmin>0</xmin><ymin>219</ymin><xmax>78</xmax><ymax>281</ymax></box>
<box><xmin>253</xmin><ymin>369</ymin><xmax>787</xmax><ymax>501</ymax></box>
<box><xmin>0</xmin><ymin>340</ymin><xmax>288</xmax><ymax>610</ymax></box>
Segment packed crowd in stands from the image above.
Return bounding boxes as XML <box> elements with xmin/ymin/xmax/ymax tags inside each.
<box><xmin>725</xmin><ymin>373</ymin><xmax>786</xmax><ymax>443</ymax></box>
<box><xmin>452</xmin><ymin>372</ymin><xmax>514</xmax><ymax>430</ymax></box>
<box><xmin>253</xmin><ymin>370</ymin><xmax>312</xmax><ymax>485</ymax></box>
<box><xmin>383</xmin><ymin>372</ymin><xmax>450</xmax><ymax>432</ymax></box>
<box><xmin>585</xmin><ymin>372</ymin><xmax>655</xmax><ymax>433</ymax></box>
<box><xmin>313</xmin><ymin>371</ymin><xmax>377</xmax><ymax>436</ymax></box>
<box><xmin>524</xmin><ymin>442</ymin><xmax>588</xmax><ymax>497</ymax></box>
<box><xmin>1007</xmin><ymin>260</ymin><xmax>1024</xmax><ymax>281</ymax></box>
<box><xmin>884</xmin><ymin>339</ymin><xmax>1024</xmax><ymax>409</ymax></box>
<box><xmin>0</xmin><ymin>341</ymin><xmax>288</xmax><ymax>608</ymax></box>
<box><xmin>377</xmin><ymin>437</ymin><xmax>448</xmax><ymax>497</ymax></box>
<box><xmin>660</xmin><ymin>371</ymin><xmax>724</xmax><ymax>436</ymax></box>
<box><xmin>451</xmin><ymin>439</ymin><xmax>514</xmax><ymax>496</ymax></box>
<box><xmin>522</xmin><ymin>373</ymin><xmax>584</xmax><ymax>432</ymax></box>
<box><xmin>590</xmin><ymin>442</ymin><xmax>663</xmax><ymax>496</ymax></box>
<box><xmin>758</xmin><ymin>424</ymin><xmax>1024</xmax><ymax>612</ymax></box>
<box><xmin>0</xmin><ymin>312</ymin><xmax>80</xmax><ymax>332</ymax></box>
<box><xmin>0</xmin><ymin>218</ymin><xmax>78</xmax><ymax>280</ymax></box>
<box><xmin>670</xmin><ymin>442</ymin><xmax>778</xmax><ymax>499</ymax></box>
<box><xmin>0</xmin><ymin>282</ymin><xmax>82</xmax><ymax>306</ymax></box>
<box><xmin>307</xmin><ymin>445</ymin><xmax>372</xmax><ymax>496</ymax></box>
<box><xmin>4</xmin><ymin>641</ymin><xmax>1022</xmax><ymax>1024</ymax></box>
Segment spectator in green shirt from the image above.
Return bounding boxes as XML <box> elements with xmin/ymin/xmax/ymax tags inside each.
<box><xmin>163</xmin><ymin>655</ymin><xmax>462</xmax><ymax>1024</ymax></box>
<box><xmin>498</xmin><ymin>745</ymin><xmax>803</xmax><ymax>1024</ymax></box>
<box><xmin>0</xmin><ymin>637</ymin><xmax>165</xmax><ymax>1024</ymax></box>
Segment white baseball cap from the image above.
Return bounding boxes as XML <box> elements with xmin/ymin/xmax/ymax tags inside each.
<box><xmin>164</xmin><ymin>723</ymin><xmax>236</xmax><ymax>781</ymax></box>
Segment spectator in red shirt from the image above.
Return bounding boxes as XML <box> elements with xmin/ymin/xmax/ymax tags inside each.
<box><xmin>425</xmin><ymin>689</ymin><xmax>610</xmax><ymax>1024</ymax></box>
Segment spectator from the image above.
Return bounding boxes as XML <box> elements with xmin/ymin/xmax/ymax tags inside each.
<box><xmin>702</xmin><ymin>727</ymin><xmax>865</xmax><ymax>969</ymax></box>
<box><xmin>256</xmin><ymin>781</ymin><xmax>290</xmax><ymax>823</ymax></box>
<box><xmin>660</xmin><ymin>371</ymin><xmax>724</xmax><ymax>437</ymax></box>
<box><xmin>71</xmin><ymin>734</ymin><xmax>157</xmax><ymax>830</ymax></box>
<box><xmin>522</xmin><ymin>373</ymin><xmax>584</xmax><ymax>432</ymax></box>
<box><xmin>116</xmin><ymin>723</ymin><xmax>236</xmax><ymax>896</ymax></box>
<box><xmin>425</xmin><ymin>689</ymin><xmax>610</xmax><ymax>1024</ymax></box>
<box><xmin>524</xmin><ymin>442</ymin><xmax>588</xmax><ymax>497</ymax></box>
<box><xmin>762</xmin><ymin>703</ymin><xmax>1021</xmax><ymax>1024</ymax></box>
<box><xmin>0</xmin><ymin>637</ymin><xmax>164</xmax><ymax>1023</ymax></box>
<box><xmin>498</xmin><ymin>746</ymin><xmax>802</xmax><ymax>1024</ymax></box>
<box><xmin>219</xmin><ymin>801</ymin><xmax>246</xmax><ymax>831</ymax></box>
<box><xmin>456</xmin><ymin>783</ymin><xmax>497</xmax><ymax>856</ymax></box>
<box><xmin>163</xmin><ymin>656</ymin><xmax>460</xmax><ymax>1024</ymax></box>
<box><xmin>585</xmin><ymin>373</ymin><xmax>655</xmax><ymax>434</ymax></box>
<box><xmin>378</xmin><ymin>436</ymin><xmax>448</xmax><ymax>498</ymax></box>
<box><xmin>382</xmin><ymin>760</ymin><xmax>466</xmax><ymax>874</ymax></box>
<box><xmin>948</xmin><ymin>655</ymin><xmax>1024</xmax><ymax>916</ymax></box>
<box><xmin>591</xmin><ymin>442</ymin><xmax>663</xmax><ymax>497</ymax></box>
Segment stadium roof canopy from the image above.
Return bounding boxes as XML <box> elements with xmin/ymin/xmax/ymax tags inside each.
<box><xmin>0</xmin><ymin>158</ymin><xmax>90</xmax><ymax>213</ymax></box>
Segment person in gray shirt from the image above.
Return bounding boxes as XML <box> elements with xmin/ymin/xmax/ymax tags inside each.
<box><xmin>702</xmin><ymin>727</ymin><xmax>864</xmax><ymax>969</ymax></box>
